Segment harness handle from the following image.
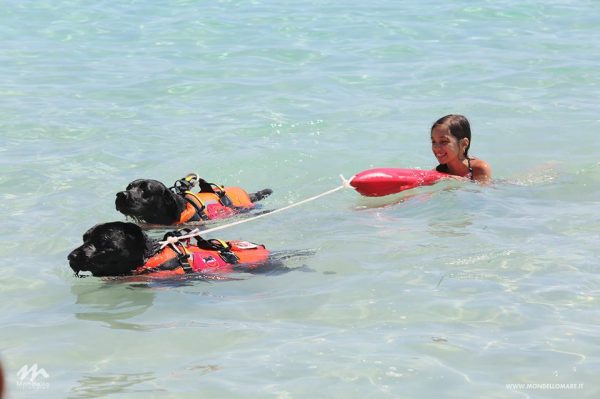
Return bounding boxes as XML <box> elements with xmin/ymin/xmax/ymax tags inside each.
<box><xmin>170</xmin><ymin>172</ymin><xmax>200</xmax><ymax>195</ymax></box>
<box><xmin>160</xmin><ymin>228</ymin><xmax>203</xmax><ymax>249</ymax></box>
<box><xmin>196</xmin><ymin>180</ymin><xmax>234</xmax><ymax>208</ymax></box>
<box><xmin>160</xmin><ymin>230</ymin><xmax>197</xmax><ymax>273</ymax></box>
<box><xmin>158</xmin><ymin>228</ymin><xmax>240</xmax><ymax>269</ymax></box>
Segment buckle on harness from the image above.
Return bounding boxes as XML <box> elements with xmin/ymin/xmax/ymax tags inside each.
<box><xmin>208</xmin><ymin>239</ymin><xmax>239</xmax><ymax>264</ymax></box>
<box><xmin>216</xmin><ymin>188</ymin><xmax>233</xmax><ymax>208</ymax></box>
<box><xmin>177</xmin><ymin>252</ymin><xmax>194</xmax><ymax>273</ymax></box>
<box><xmin>194</xmin><ymin>237</ymin><xmax>240</xmax><ymax>265</ymax></box>
<box><xmin>162</xmin><ymin>229</ymin><xmax>195</xmax><ymax>273</ymax></box>
<box><xmin>170</xmin><ymin>173</ymin><xmax>199</xmax><ymax>195</ymax></box>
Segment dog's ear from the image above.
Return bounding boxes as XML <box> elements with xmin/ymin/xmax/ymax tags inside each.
<box><xmin>122</xmin><ymin>222</ymin><xmax>147</xmax><ymax>244</ymax></box>
<box><xmin>82</xmin><ymin>224</ymin><xmax>101</xmax><ymax>242</ymax></box>
<box><xmin>121</xmin><ymin>222</ymin><xmax>160</xmax><ymax>272</ymax></box>
<box><xmin>163</xmin><ymin>189</ymin><xmax>185</xmax><ymax>222</ymax></box>
<box><xmin>120</xmin><ymin>222</ymin><xmax>151</xmax><ymax>271</ymax></box>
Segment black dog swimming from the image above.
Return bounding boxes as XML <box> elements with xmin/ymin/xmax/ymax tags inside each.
<box><xmin>68</xmin><ymin>222</ymin><xmax>155</xmax><ymax>277</ymax></box>
<box><xmin>115</xmin><ymin>175</ymin><xmax>272</xmax><ymax>225</ymax></box>
<box><xmin>67</xmin><ymin>221</ymin><xmax>273</xmax><ymax>278</ymax></box>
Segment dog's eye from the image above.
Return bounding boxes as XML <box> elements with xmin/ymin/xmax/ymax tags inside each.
<box><xmin>94</xmin><ymin>240</ymin><xmax>114</xmax><ymax>251</ymax></box>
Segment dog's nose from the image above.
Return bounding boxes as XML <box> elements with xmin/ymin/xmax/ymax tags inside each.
<box><xmin>115</xmin><ymin>192</ymin><xmax>131</xmax><ymax>209</ymax></box>
<box><xmin>68</xmin><ymin>250</ymin><xmax>78</xmax><ymax>262</ymax></box>
<box><xmin>68</xmin><ymin>251</ymin><xmax>82</xmax><ymax>274</ymax></box>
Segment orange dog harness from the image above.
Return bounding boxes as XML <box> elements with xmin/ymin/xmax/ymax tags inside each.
<box><xmin>171</xmin><ymin>175</ymin><xmax>255</xmax><ymax>224</ymax></box>
<box><xmin>134</xmin><ymin>237</ymin><xmax>269</xmax><ymax>278</ymax></box>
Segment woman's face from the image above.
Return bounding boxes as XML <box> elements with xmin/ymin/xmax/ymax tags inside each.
<box><xmin>431</xmin><ymin>126</ymin><xmax>467</xmax><ymax>164</ymax></box>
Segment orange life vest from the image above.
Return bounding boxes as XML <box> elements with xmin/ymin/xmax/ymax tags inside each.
<box><xmin>177</xmin><ymin>187</ymin><xmax>255</xmax><ymax>224</ymax></box>
<box><xmin>133</xmin><ymin>239</ymin><xmax>269</xmax><ymax>278</ymax></box>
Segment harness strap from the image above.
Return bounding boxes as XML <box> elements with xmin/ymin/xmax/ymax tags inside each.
<box><xmin>197</xmin><ymin>178</ymin><xmax>215</xmax><ymax>193</ymax></box>
<box><xmin>208</xmin><ymin>239</ymin><xmax>239</xmax><ymax>264</ymax></box>
<box><xmin>183</xmin><ymin>191</ymin><xmax>209</xmax><ymax>221</ymax></box>
<box><xmin>152</xmin><ymin>229</ymin><xmax>241</xmax><ymax>272</ymax></box>
<box><xmin>192</xmin><ymin>236</ymin><xmax>239</xmax><ymax>265</ymax></box>
<box><xmin>197</xmin><ymin>179</ymin><xmax>234</xmax><ymax>208</ymax></box>
<box><xmin>177</xmin><ymin>245</ymin><xmax>194</xmax><ymax>274</ymax></box>
<box><xmin>165</xmin><ymin>231</ymin><xmax>195</xmax><ymax>273</ymax></box>
<box><xmin>136</xmin><ymin>234</ymin><xmax>196</xmax><ymax>275</ymax></box>
<box><xmin>172</xmin><ymin>175</ymin><xmax>238</xmax><ymax>216</ymax></box>
<box><xmin>212</xmin><ymin>184</ymin><xmax>234</xmax><ymax>208</ymax></box>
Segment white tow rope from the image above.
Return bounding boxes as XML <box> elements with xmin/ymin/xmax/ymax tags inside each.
<box><xmin>159</xmin><ymin>229</ymin><xmax>203</xmax><ymax>249</ymax></box>
<box><xmin>159</xmin><ymin>180</ymin><xmax>349</xmax><ymax>247</ymax></box>
<box><xmin>200</xmin><ymin>184</ymin><xmax>346</xmax><ymax>235</ymax></box>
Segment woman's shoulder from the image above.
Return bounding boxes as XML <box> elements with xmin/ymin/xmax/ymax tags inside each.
<box><xmin>470</xmin><ymin>157</ymin><xmax>492</xmax><ymax>182</ymax></box>
<box><xmin>470</xmin><ymin>157</ymin><xmax>490</xmax><ymax>170</ymax></box>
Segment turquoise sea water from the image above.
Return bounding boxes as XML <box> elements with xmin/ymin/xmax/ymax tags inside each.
<box><xmin>1</xmin><ymin>1</ymin><xmax>599</xmax><ymax>398</ymax></box>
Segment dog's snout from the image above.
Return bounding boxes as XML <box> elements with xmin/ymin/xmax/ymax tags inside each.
<box><xmin>68</xmin><ymin>250</ymin><xmax>79</xmax><ymax>262</ymax></box>
<box><xmin>68</xmin><ymin>250</ymin><xmax>83</xmax><ymax>274</ymax></box>
<box><xmin>115</xmin><ymin>191</ymin><xmax>131</xmax><ymax>211</ymax></box>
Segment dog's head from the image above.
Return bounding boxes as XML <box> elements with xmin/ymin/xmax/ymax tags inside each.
<box><xmin>68</xmin><ymin>222</ymin><xmax>154</xmax><ymax>277</ymax></box>
<box><xmin>115</xmin><ymin>179</ymin><xmax>183</xmax><ymax>224</ymax></box>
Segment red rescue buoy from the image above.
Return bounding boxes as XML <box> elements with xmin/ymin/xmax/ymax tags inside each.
<box><xmin>349</xmin><ymin>168</ymin><xmax>448</xmax><ymax>197</ymax></box>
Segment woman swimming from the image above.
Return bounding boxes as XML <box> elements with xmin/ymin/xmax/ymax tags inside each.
<box><xmin>431</xmin><ymin>114</ymin><xmax>492</xmax><ymax>183</ymax></box>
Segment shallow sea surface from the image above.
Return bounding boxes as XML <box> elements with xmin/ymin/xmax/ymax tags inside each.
<box><xmin>1</xmin><ymin>1</ymin><xmax>599</xmax><ymax>398</ymax></box>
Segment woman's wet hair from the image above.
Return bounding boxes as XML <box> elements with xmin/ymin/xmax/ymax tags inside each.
<box><xmin>431</xmin><ymin>114</ymin><xmax>471</xmax><ymax>157</ymax></box>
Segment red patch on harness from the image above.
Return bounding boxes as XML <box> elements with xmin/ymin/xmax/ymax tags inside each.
<box><xmin>191</xmin><ymin>252</ymin><xmax>232</xmax><ymax>273</ymax></box>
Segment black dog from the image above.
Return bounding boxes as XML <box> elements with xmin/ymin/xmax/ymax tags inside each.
<box><xmin>68</xmin><ymin>222</ymin><xmax>313</xmax><ymax>278</ymax></box>
<box><xmin>68</xmin><ymin>222</ymin><xmax>155</xmax><ymax>277</ymax></box>
<box><xmin>115</xmin><ymin>178</ymin><xmax>272</xmax><ymax>225</ymax></box>
<box><xmin>68</xmin><ymin>221</ymin><xmax>286</xmax><ymax>279</ymax></box>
